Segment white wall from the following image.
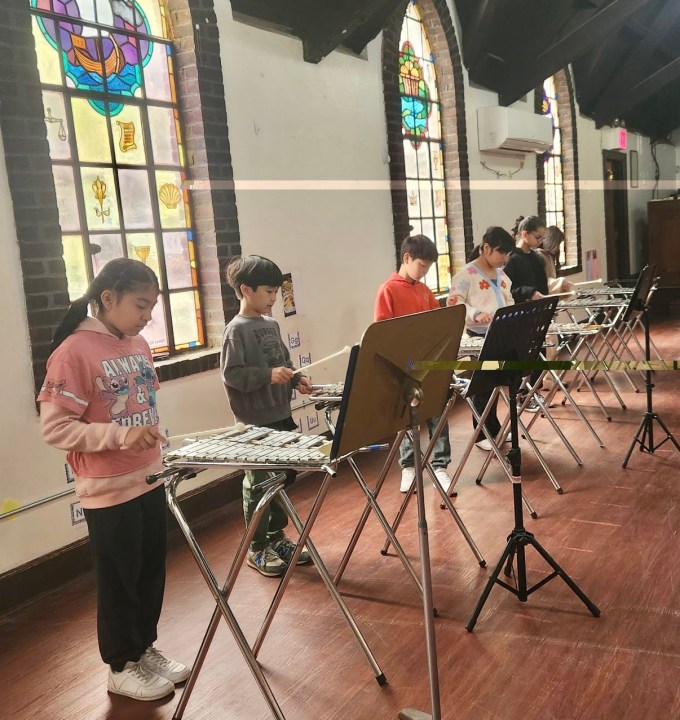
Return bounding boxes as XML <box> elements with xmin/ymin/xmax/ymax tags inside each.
<box><xmin>2</xmin><ymin>0</ymin><xmax>678</xmax><ymax>576</ymax></box>
<box><xmin>214</xmin><ymin>5</ymin><xmax>395</xmax><ymax>365</ymax></box>
<box><xmin>625</xmin><ymin>133</ymin><xmax>677</xmax><ymax>274</ymax></box>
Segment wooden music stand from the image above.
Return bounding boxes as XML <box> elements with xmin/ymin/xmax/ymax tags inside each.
<box><xmin>332</xmin><ymin>305</ymin><xmax>466</xmax><ymax>720</ymax></box>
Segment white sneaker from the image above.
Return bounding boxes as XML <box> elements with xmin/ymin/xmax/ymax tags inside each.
<box><xmin>400</xmin><ymin>467</ymin><xmax>416</xmax><ymax>493</ymax></box>
<box><xmin>434</xmin><ymin>468</ymin><xmax>452</xmax><ymax>493</ymax></box>
<box><xmin>107</xmin><ymin>661</ymin><xmax>175</xmax><ymax>701</ymax></box>
<box><xmin>475</xmin><ymin>439</ymin><xmax>493</xmax><ymax>451</ymax></box>
<box><xmin>140</xmin><ymin>645</ymin><xmax>191</xmax><ymax>684</ymax></box>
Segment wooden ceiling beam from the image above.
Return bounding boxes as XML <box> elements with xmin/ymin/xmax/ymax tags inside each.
<box><xmin>498</xmin><ymin>0</ymin><xmax>660</xmax><ymax>106</ymax></box>
<box><xmin>592</xmin><ymin>0</ymin><xmax>680</xmax><ymax>124</ymax></box>
<box><xmin>461</xmin><ymin>0</ymin><xmax>502</xmax><ymax>73</ymax></box>
<box><xmin>293</xmin><ymin>0</ymin><xmax>405</xmax><ymax>63</ymax></box>
<box><xmin>606</xmin><ymin>56</ymin><xmax>680</xmax><ymax>124</ymax></box>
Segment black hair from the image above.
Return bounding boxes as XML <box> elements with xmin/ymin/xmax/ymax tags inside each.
<box><xmin>51</xmin><ymin>258</ymin><xmax>160</xmax><ymax>352</ymax></box>
<box><xmin>400</xmin><ymin>234</ymin><xmax>438</xmax><ymax>263</ymax></box>
<box><xmin>468</xmin><ymin>226</ymin><xmax>515</xmax><ymax>261</ymax></box>
<box><xmin>225</xmin><ymin>255</ymin><xmax>284</xmax><ymax>299</ymax></box>
<box><xmin>511</xmin><ymin>215</ymin><xmax>546</xmax><ymax>239</ymax></box>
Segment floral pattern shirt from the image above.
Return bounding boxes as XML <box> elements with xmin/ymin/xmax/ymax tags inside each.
<box><xmin>447</xmin><ymin>262</ymin><xmax>513</xmax><ymax>333</ymax></box>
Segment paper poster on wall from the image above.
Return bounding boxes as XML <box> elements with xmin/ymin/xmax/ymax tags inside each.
<box><xmin>299</xmin><ymin>352</ymin><xmax>311</xmax><ymax>368</ymax></box>
<box><xmin>585</xmin><ymin>250</ymin><xmax>601</xmax><ymax>281</ymax></box>
<box><xmin>70</xmin><ymin>501</ymin><xmax>86</xmax><ymax>526</ymax></box>
<box><xmin>288</xmin><ymin>331</ymin><xmax>301</xmax><ymax>349</ymax></box>
<box><xmin>281</xmin><ymin>273</ymin><xmax>297</xmax><ymax>317</ymax></box>
<box><xmin>65</xmin><ymin>463</ymin><xmax>74</xmax><ymax>484</ymax></box>
<box><xmin>307</xmin><ymin>413</ymin><xmax>320</xmax><ymax>431</ymax></box>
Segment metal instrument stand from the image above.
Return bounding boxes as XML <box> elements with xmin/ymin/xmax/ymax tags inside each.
<box><xmin>466</xmin><ymin>378</ymin><xmax>601</xmax><ymax>631</ymax></box>
<box><xmin>622</xmin><ymin>266</ymin><xmax>680</xmax><ymax>467</ymax></box>
<box><xmin>153</xmin><ymin>456</ymin><xmax>385</xmax><ymax>720</ymax></box>
<box><xmin>462</xmin><ymin>298</ymin><xmax>600</xmax><ymax>631</ymax></box>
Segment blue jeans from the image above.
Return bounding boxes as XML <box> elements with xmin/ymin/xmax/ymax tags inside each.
<box><xmin>399</xmin><ymin>415</ymin><xmax>451</xmax><ymax>469</ymax></box>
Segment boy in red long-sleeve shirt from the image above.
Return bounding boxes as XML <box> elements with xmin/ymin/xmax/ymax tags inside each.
<box><xmin>374</xmin><ymin>235</ymin><xmax>452</xmax><ymax>493</ymax></box>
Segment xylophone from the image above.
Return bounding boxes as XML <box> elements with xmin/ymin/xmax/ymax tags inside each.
<box><xmin>164</xmin><ymin>424</ymin><xmax>332</xmax><ymax>469</ymax></box>
<box><xmin>458</xmin><ymin>335</ymin><xmax>485</xmax><ymax>356</ymax></box>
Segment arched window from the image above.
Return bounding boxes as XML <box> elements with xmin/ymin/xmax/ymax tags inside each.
<box><xmin>398</xmin><ymin>0</ymin><xmax>450</xmax><ymax>292</ymax></box>
<box><xmin>29</xmin><ymin>0</ymin><xmax>204</xmax><ymax>356</ymax></box>
<box><xmin>538</xmin><ymin>71</ymin><xmax>582</xmax><ymax>271</ymax></box>
<box><xmin>541</xmin><ymin>76</ymin><xmax>565</xmax><ymax>258</ymax></box>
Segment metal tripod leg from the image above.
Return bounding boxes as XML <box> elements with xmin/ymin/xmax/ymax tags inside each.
<box><xmin>168</xmin><ymin>477</ymin><xmax>288</xmax><ymax>720</ymax></box>
<box><xmin>381</xmin><ymin>393</ymin><xmax>488</xmax><ymax>560</ymax></box>
<box><xmin>252</xmin><ymin>472</ymin><xmax>385</xmax><ymax>683</ymax></box>
<box><xmin>399</xmin><ymin>407</ymin><xmax>441</xmax><ymax>720</ymax></box>
<box><xmin>334</xmin><ymin>430</ymin><xmax>422</xmax><ymax>591</ymax></box>
<box><xmin>467</xmin><ymin>384</ymin><xmax>600</xmax><ymax>633</ymax></box>
<box><xmin>338</xmin><ymin>453</ymin><xmax>425</xmax><ymax>594</ymax></box>
<box><xmin>453</xmin><ymin>389</ymin><xmax>537</xmax><ymax>518</ymax></box>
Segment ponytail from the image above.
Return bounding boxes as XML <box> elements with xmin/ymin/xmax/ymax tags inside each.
<box><xmin>468</xmin><ymin>226</ymin><xmax>515</xmax><ymax>262</ymax></box>
<box><xmin>51</xmin><ymin>296</ymin><xmax>90</xmax><ymax>352</ymax></box>
<box><xmin>50</xmin><ymin>258</ymin><xmax>160</xmax><ymax>352</ymax></box>
<box><xmin>511</xmin><ymin>215</ymin><xmax>525</xmax><ymax>240</ymax></box>
<box><xmin>511</xmin><ymin>215</ymin><xmax>545</xmax><ymax>239</ymax></box>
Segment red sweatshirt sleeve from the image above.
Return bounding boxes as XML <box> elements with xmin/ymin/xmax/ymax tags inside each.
<box><xmin>374</xmin><ymin>284</ymin><xmax>394</xmax><ymax>321</ymax></box>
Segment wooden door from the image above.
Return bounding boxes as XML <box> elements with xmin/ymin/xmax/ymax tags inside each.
<box><xmin>602</xmin><ymin>150</ymin><xmax>630</xmax><ymax>281</ymax></box>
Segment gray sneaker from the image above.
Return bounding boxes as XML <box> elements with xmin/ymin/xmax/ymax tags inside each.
<box><xmin>247</xmin><ymin>545</ymin><xmax>287</xmax><ymax>577</ymax></box>
<box><xmin>140</xmin><ymin>645</ymin><xmax>190</xmax><ymax>684</ymax></box>
<box><xmin>107</xmin><ymin>661</ymin><xmax>175</xmax><ymax>701</ymax></box>
<box><xmin>271</xmin><ymin>537</ymin><xmax>311</xmax><ymax>565</ymax></box>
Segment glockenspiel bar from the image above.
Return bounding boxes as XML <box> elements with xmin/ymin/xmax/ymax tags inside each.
<box><xmin>548</xmin><ymin>322</ymin><xmax>601</xmax><ymax>335</ymax></box>
<box><xmin>558</xmin><ymin>298</ymin><xmax>626</xmax><ymax>310</ymax></box>
<box><xmin>164</xmin><ymin>424</ymin><xmax>331</xmax><ymax>468</ymax></box>
<box><xmin>310</xmin><ymin>382</ymin><xmax>345</xmax><ymax>399</ymax></box>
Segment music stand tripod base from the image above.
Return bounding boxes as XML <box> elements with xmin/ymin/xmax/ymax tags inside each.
<box><xmin>399</xmin><ymin>709</ymin><xmax>433</xmax><ymax>720</ymax></box>
<box><xmin>464</xmin><ymin>299</ymin><xmax>601</xmax><ymax>632</ymax></box>
<box><xmin>621</xmin><ymin>265</ymin><xmax>680</xmax><ymax>467</ymax></box>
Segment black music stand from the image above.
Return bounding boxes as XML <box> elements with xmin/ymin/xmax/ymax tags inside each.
<box><xmin>333</xmin><ymin>305</ymin><xmax>465</xmax><ymax>720</ymax></box>
<box><xmin>464</xmin><ymin>298</ymin><xmax>601</xmax><ymax>631</ymax></box>
<box><xmin>622</xmin><ymin>265</ymin><xmax>680</xmax><ymax>467</ymax></box>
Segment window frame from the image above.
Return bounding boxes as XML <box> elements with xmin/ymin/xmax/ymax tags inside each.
<box><xmin>29</xmin><ymin>0</ymin><xmax>206</xmax><ymax>358</ymax></box>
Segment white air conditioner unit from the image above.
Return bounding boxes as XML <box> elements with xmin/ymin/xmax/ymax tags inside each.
<box><xmin>477</xmin><ymin>106</ymin><xmax>553</xmax><ymax>154</ymax></box>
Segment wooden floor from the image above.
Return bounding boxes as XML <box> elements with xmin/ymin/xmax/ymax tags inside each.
<box><xmin>3</xmin><ymin>321</ymin><xmax>680</xmax><ymax>720</ymax></box>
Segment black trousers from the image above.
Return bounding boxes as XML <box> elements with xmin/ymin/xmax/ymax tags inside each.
<box><xmin>471</xmin><ymin>389</ymin><xmax>502</xmax><ymax>443</ymax></box>
<box><xmin>83</xmin><ymin>486</ymin><xmax>167</xmax><ymax>671</ymax></box>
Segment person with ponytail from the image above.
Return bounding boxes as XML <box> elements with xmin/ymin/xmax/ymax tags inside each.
<box><xmin>447</xmin><ymin>227</ymin><xmax>514</xmax><ymax>451</ymax></box>
<box><xmin>504</xmin><ymin>215</ymin><xmax>550</xmax><ymax>303</ymax></box>
<box><xmin>37</xmin><ymin>258</ymin><xmax>189</xmax><ymax>701</ymax></box>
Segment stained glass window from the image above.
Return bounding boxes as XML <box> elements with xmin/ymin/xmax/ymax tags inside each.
<box><xmin>541</xmin><ymin>76</ymin><xmax>566</xmax><ymax>265</ymax></box>
<box><xmin>399</xmin><ymin>0</ymin><xmax>450</xmax><ymax>292</ymax></box>
<box><xmin>30</xmin><ymin>0</ymin><xmax>204</xmax><ymax>356</ymax></box>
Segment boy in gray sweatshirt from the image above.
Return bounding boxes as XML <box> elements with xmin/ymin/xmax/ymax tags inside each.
<box><xmin>221</xmin><ymin>256</ymin><xmax>313</xmax><ymax>576</ymax></box>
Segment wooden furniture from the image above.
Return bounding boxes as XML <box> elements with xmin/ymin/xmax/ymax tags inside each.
<box><xmin>647</xmin><ymin>199</ymin><xmax>680</xmax><ymax>286</ymax></box>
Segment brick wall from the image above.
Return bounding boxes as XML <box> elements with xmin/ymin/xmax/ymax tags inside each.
<box><xmin>381</xmin><ymin>0</ymin><xmax>473</xmax><ymax>272</ymax></box>
<box><xmin>0</xmin><ymin>0</ymin><xmax>241</xmax><ymax>391</ymax></box>
<box><xmin>0</xmin><ymin>0</ymin><xmax>71</xmax><ymax>391</ymax></box>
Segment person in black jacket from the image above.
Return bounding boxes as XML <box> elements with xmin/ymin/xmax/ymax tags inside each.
<box><xmin>504</xmin><ymin>215</ymin><xmax>548</xmax><ymax>303</ymax></box>
<box><xmin>504</xmin><ymin>216</ymin><xmax>550</xmax><ymax>411</ymax></box>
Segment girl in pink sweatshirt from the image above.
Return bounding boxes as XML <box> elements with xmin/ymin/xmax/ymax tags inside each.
<box><xmin>38</xmin><ymin>258</ymin><xmax>189</xmax><ymax>702</ymax></box>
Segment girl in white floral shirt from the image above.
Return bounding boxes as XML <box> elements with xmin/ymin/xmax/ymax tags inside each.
<box><xmin>448</xmin><ymin>227</ymin><xmax>514</xmax><ymax>334</ymax></box>
<box><xmin>447</xmin><ymin>227</ymin><xmax>515</xmax><ymax>450</ymax></box>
